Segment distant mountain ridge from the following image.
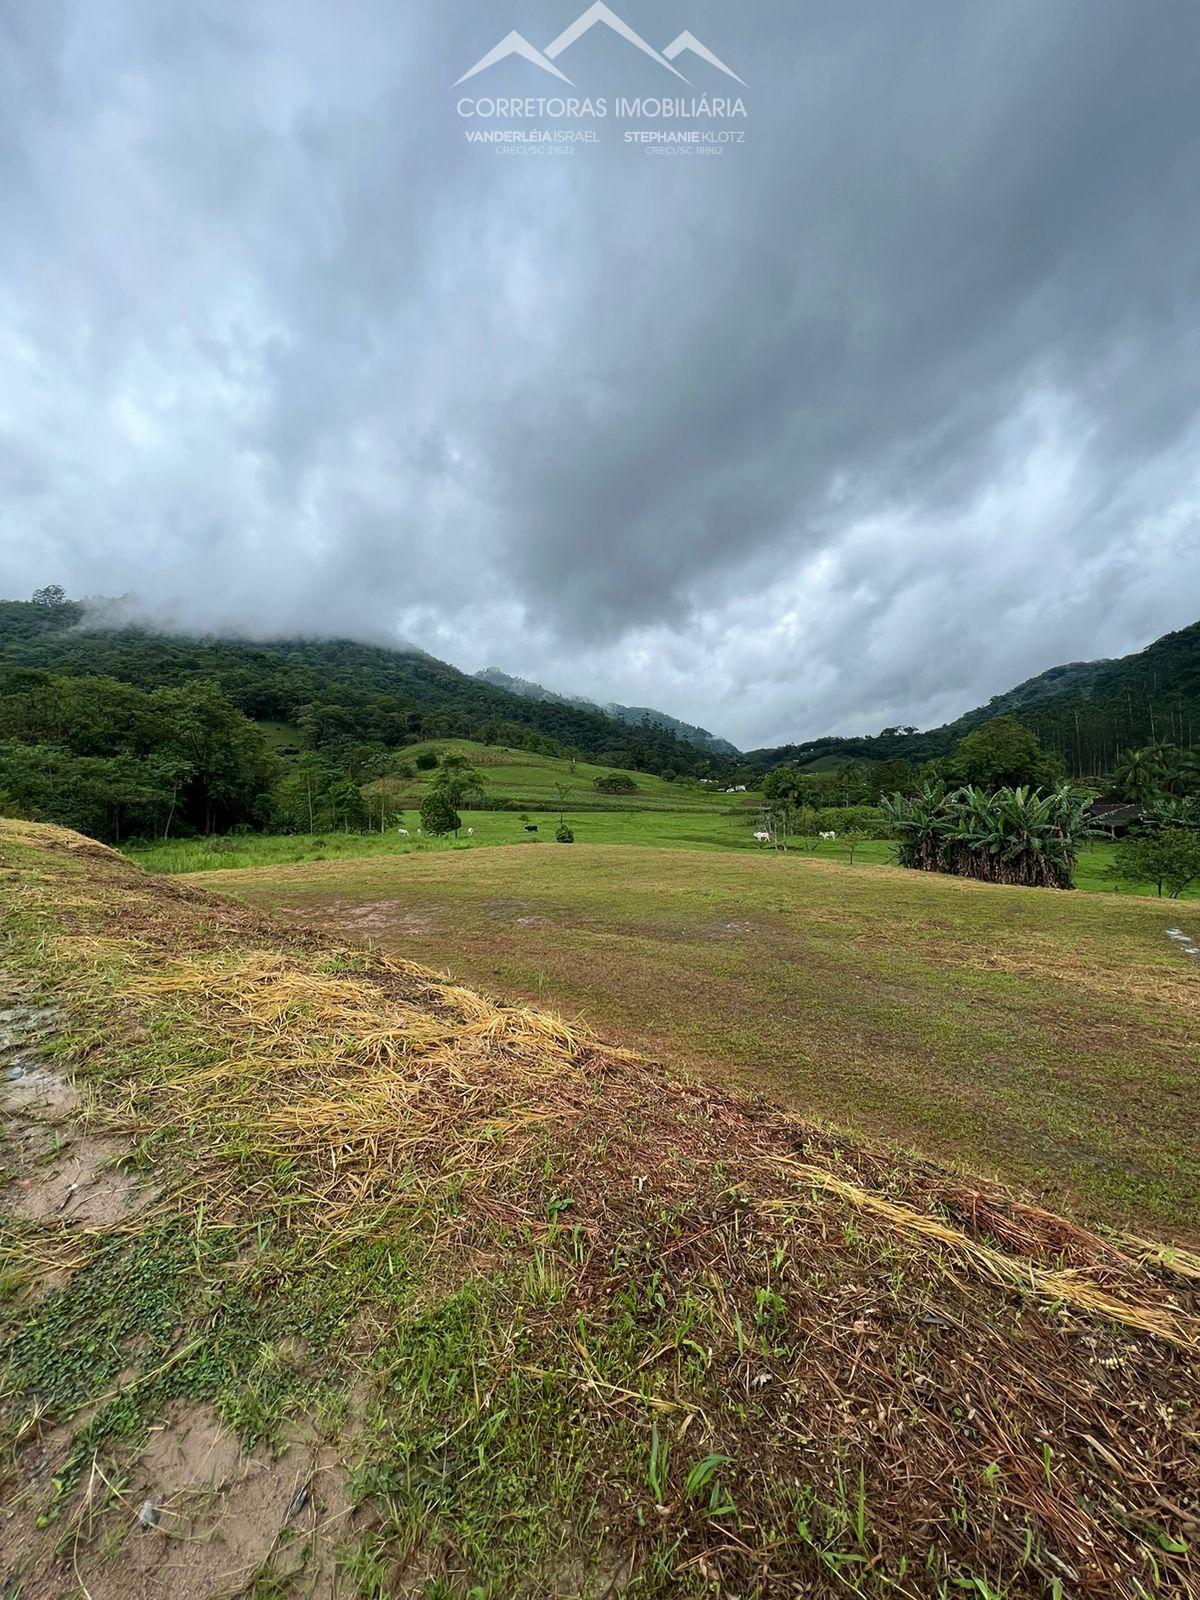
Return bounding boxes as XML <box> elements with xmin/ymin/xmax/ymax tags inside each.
<box><xmin>473</xmin><ymin>667</ymin><xmax>740</xmax><ymax>755</ymax></box>
<box><xmin>0</xmin><ymin>598</ymin><xmax>734</xmax><ymax>777</ymax></box>
<box><xmin>3</xmin><ymin>593</ymin><xmax>1195</xmax><ymax>780</ymax></box>
<box><xmin>745</xmin><ymin>621</ymin><xmax>1200</xmax><ymax>777</ymax></box>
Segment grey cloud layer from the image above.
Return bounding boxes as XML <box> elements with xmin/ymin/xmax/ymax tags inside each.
<box><xmin>2</xmin><ymin>0</ymin><xmax>1199</xmax><ymax>748</ymax></box>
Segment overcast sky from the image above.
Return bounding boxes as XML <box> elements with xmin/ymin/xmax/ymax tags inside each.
<box><xmin>2</xmin><ymin>1</ymin><xmax>1199</xmax><ymax>749</ymax></box>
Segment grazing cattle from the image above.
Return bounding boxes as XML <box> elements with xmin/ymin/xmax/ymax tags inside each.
<box><xmin>753</xmin><ymin>830</ymin><xmax>771</xmax><ymax>844</ymax></box>
<box><xmin>524</xmin><ymin>824</ymin><xmax>538</xmax><ymax>833</ymax></box>
<box><xmin>415</xmin><ymin>828</ymin><xmax>422</xmax><ymax>836</ymax></box>
<box><xmin>818</xmin><ymin>830</ymin><xmax>836</xmax><ymax>840</ymax></box>
<box><xmin>397</xmin><ymin>827</ymin><xmax>410</xmax><ymax>836</ymax></box>
<box><xmin>466</xmin><ymin>827</ymin><xmax>474</xmax><ymax>837</ymax></box>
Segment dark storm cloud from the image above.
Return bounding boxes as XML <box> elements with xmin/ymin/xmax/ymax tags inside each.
<box><xmin>2</xmin><ymin>0</ymin><xmax>1199</xmax><ymax>747</ymax></box>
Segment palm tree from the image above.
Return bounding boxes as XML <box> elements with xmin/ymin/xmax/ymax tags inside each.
<box><xmin>1144</xmin><ymin>741</ymin><xmax>1184</xmax><ymax>794</ymax></box>
<box><xmin>1112</xmin><ymin>747</ymin><xmax>1166</xmax><ymax>805</ymax></box>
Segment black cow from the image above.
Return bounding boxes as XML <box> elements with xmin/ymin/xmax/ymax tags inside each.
<box><xmin>524</xmin><ymin>824</ymin><xmax>538</xmax><ymax>832</ymax></box>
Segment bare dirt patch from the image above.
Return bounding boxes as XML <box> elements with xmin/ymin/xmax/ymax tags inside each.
<box><xmin>1</xmin><ymin>995</ymin><xmax>156</xmax><ymax>1228</ymax></box>
<box><xmin>334</xmin><ymin>899</ymin><xmax>439</xmax><ymax>937</ymax></box>
<box><xmin>1</xmin><ymin>1403</ymin><xmax>354</xmax><ymax>1600</ymax></box>
<box><xmin>5</xmin><ymin>1132</ymin><xmax>155</xmax><ymax>1227</ymax></box>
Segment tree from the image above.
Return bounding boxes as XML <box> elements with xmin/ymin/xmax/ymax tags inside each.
<box><xmin>594</xmin><ymin>772</ymin><xmax>637</xmax><ymax>794</ymax></box>
<box><xmin>0</xmin><ymin>668</ymin><xmax>275</xmax><ymax>840</ymax></box>
<box><xmin>326</xmin><ymin>776</ymin><xmax>368</xmax><ymax>832</ymax></box>
<box><xmin>431</xmin><ymin>759</ymin><xmax>486</xmax><ymax>809</ymax></box>
<box><xmin>1111</xmin><ymin>746</ymin><xmax>1168</xmax><ymax>805</ymax></box>
<box><xmin>0</xmin><ymin>741</ymin><xmax>172</xmax><ymax>842</ymax></box>
<box><xmin>415</xmin><ymin>750</ymin><xmax>439</xmax><ymax>771</ymax></box>
<box><xmin>873</xmin><ymin>759</ymin><xmax>915</xmax><ymax>799</ymax></box>
<box><xmin>155</xmin><ymin>681</ymin><xmax>277</xmax><ymax>834</ymax></box>
<box><xmin>361</xmin><ymin>777</ymin><xmax>407</xmax><ymax>833</ymax></box>
<box><xmin>273</xmin><ymin>754</ymin><xmax>338</xmax><ymax>834</ymax></box>
<box><xmin>954</xmin><ymin>717</ymin><xmax>1064</xmax><ymax>792</ymax></box>
<box><xmin>420</xmin><ymin>790</ymin><xmax>460</xmax><ymax>836</ymax></box>
<box><xmin>31</xmin><ymin>584</ymin><xmax>68</xmax><ymax>608</ymax></box>
<box><xmin>793</xmin><ymin>804</ymin><xmax>820</xmax><ymax>847</ymax></box>
<box><xmin>834</xmin><ymin>760</ymin><xmax>871</xmax><ymax>804</ymax></box>
<box><xmin>1110</xmin><ymin>831</ymin><xmax>1200</xmax><ymax>898</ymax></box>
<box><xmin>761</xmin><ymin>765</ymin><xmax>806</xmax><ymax>849</ymax></box>
<box><xmin>843</xmin><ymin>828</ymin><xmax>868</xmax><ymax>865</ymax></box>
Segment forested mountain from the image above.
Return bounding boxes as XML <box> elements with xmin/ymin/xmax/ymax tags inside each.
<box><xmin>0</xmin><ymin>598</ymin><xmax>729</xmax><ymax>778</ymax></box>
<box><xmin>5</xmin><ymin>595</ymin><xmax>1197</xmax><ymax>801</ymax></box>
<box><xmin>747</xmin><ymin>621</ymin><xmax>1200</xmax><ymax>777</ymax></box>
<box><xmin>473</xmin><ymin>667</ymin><xmax>739</xmax><ymax>755</ymax></box>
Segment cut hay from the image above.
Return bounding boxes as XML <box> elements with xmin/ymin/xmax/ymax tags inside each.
<box><xmin>767</xmin><ymin>1159</ymin><xmax>1200</xmax><ymax>1350</ymax></box>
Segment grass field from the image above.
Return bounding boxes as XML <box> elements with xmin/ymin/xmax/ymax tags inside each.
<box><xmin>128</xmin><ymin>817</ymin><xmax>1194</xmax><ymax>900</ymax></box>
<box><xmin>4</xmin><ymin>819</ymin><xmax>1199</xmax><ymax>1597</ymax></box>
<box><xmin>194</xmin><ymin>843</ymin><xmax>1200</xmax><ymax>1240</ymax></box>
<box><xmin>125</xmin><ymin>734</ymin><xmax>1197</xmax><ymax>900</ymax></box>
<box><xmin>127</xmin><ymin>805</ymin><xmax>759</xmax><ymax>873</ymax></box>
<box><xmin>395</xmin><ymin>738</ymin><xmax>745</xmax><ymax>812</ymax></box>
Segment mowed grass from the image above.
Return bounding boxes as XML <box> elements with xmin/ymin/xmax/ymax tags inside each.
<box><xmin>125</xmin><ymin>803</ymin><xmax>765</xmax><ymax>874</ymax></box>
<box><xmin>194</xmin><ymin>844</ymin><xmax>1200</xmax><ymax>1240</ymax></box>
<box><xmin>397</xmin><ymin>738</ymin><xmax>744</xmax><ymax>811</ymax></box>
<box><xmin>128</xmin><ymin>816</ymin><xmax>1186</xmax><ymax>901</ymax></box>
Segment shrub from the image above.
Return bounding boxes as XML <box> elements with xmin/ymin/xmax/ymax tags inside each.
<box><xmin>415</xmin><ymin>751</ymin><xmax>438</xmax><ymax>771</ymax></box>
<box><xmin>1109</xmin><ymin>830</ymin><xmax>1200</xmax><ymax>898</ymax></box>
<box><xmin>881</xmin><ymin>783</ymin><xmax>1092</xmax><ymax>889</ymax></box>
<box><xmin>814</xmin><ymin>805</ymin><xmax>889</xmax><ymax>838</ymax></box>
<box><xmin>555</xmin><ymin>823</ymin><xmax>574</xmax><ymax>843</ymax></box>
<box><xmin>594</xmin><ymin>772</ymin><xmax>637</xmax><ymax>794</ymax></box>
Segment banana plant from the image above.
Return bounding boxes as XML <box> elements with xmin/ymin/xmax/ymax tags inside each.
<box><xmin>881</xmin><ymin>783</ymin><xmax>1094</xmax><ymax>888</ymax></box>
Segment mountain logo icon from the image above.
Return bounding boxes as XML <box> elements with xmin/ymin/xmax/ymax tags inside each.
<box><xmin>453</xmin><ymin>3</ymin><xmax>745</xmax><ymax>88</ymax></box>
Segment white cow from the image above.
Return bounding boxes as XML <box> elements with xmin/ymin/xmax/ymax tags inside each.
<box><xmin>819</xmin><ymin>830</ymin><xmax>837</xmax><ymax>840</ymax></box>
<box><xmin>753</xmin><ymin>830</ymin><xmax>771</xmax><ymax>844</ymax></box>
<box><xmin>466</xmin><ymin>827</ymin><xmax>474</xmax><ymax>837</ymax></box>
<box><xmin>397</xmin><ymin>827</ymin><xmax>410</xmax><ymax>836</ymax></box>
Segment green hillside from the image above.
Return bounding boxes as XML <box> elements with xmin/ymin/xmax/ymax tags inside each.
<box><xmin>747</xmin><ymin>620</ymin><xmax>1200</xmax><ymax>777</ymax></box>
<box><xmin>0</xmin><ymin>599</ymin><xmax>732</xmax><ymax>779</ymax></box>
<box><xmin>6</xmin><ymin>593</ymin><xmax>1199</xmax><ymax>798</ymax></box>
<box><xmin>395</xmin><ymin>738</ymin><xmax>744</xmax><ymax>811</ymax></box>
